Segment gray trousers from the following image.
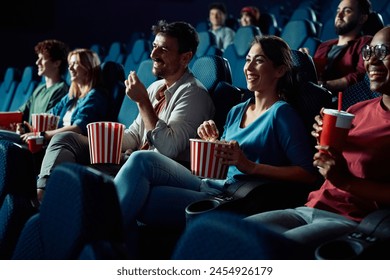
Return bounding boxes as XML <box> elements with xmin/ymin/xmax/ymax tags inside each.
<box><xmin>37</xmin><ymin>131</ymin><xmax>122</xmax><ymax>189</ymax></box>
<box><xmin>244</xmin><ymin>206</ymin><xmax>358</xmax><ymax>248</ymax></box>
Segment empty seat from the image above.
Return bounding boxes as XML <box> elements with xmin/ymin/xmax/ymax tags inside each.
<box><xmin>280</xmin><ymin>19</ymin><xmax>320</xmax><ymax>55</ymax></box>
<box><xmin>100</xmin><ymin>61</ymin><xmax>126</xmax><ymax>122</ymax></box>
<box><xmin>90</xmin><ymin>43</ymin><xmax>106</xmax><ymax>61</ymax></box>
<box><xmin>12</xmin><ymin>162</ymin><xmax>127</xmax><ymax>260</ymax></box>
<box><xmin>319</xmin><ymin>17</ymin><xmax>335</xmax><ymax>42</ymax></box>
<box><xmin>290</xmin><ymin>6</ymin><xmax>322</xmax><ymax>36</ymax></box>
<box><xmin>191</xmin><ymin>55</ymin><xmax>239</xmax><ymax>137</ymax></box>
<box><xmin>191</xmin><ymin>55</ymin><xmax>232</xmax><ymax>94</ymax></box>
<box><xmin>258</xmin><ymin>12</ymin><xmax>281</xmax><ymax>36</ymax></box>
<box><xmin>8</xmin><ymin>66</ymin><xmax>39</xmax><ymax>111</ymax></box>
<box><xmin>123</xmin><ymin>38</ymin><xmax>151</xmax><ymax>76</ymax></box>
<box><xmin>189</xmin><ymin>31</ymin><xmax>222</xmax><ymax>68</ymax></box>
<box><xmin>116</xmin><ymin>59</ymin><xmax>158</xmax><ymax>128</ymax></box>
<box><xmin>362</xmin><ymin>12</ymin><xmax>385</xmax><ymax>36</ymax></box>
<box><xmin>0</xmin><ymin>67</ymin><xmax>21</xmax><ymax>111</ymax></box>
<box><xmin>124</xmin><ymin>31</ymin><xmax>146</xmax><ymax>54</ymax></box>
<box><xmin>103</xmin><ymin>41</ymin><xmax>126</xmax><ymax>64</ymax></box>
<box><xmin>136</xmin><ymin>59</ymin><xmax>158</xmax><ymax>88</ymax></box>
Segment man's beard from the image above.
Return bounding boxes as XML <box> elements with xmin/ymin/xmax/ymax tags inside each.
<box><xmin>334</xmin><ymin>18</ymin><xmax>359</xmax><ymax>35</ymax></box>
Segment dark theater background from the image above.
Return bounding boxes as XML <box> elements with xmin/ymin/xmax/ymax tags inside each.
<box><xmin>0</xmin><ymin>0</ymin><xmax>298</xmax><ymax>77</ymax></box>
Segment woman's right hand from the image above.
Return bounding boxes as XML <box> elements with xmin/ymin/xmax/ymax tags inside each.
<box><xmin>197</xmin><ymin>120</ymin><xmax>219</xmax><ymax>141</ymax></box>
<box><xmin>311</xmin><ymin>108</ymin><xmax>325</xmax><ymax>144</ymax></box>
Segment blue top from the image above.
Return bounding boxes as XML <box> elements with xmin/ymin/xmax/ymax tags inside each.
<box><xmin>221</xmin><ymin>98</ymin><xmax>316</xmax><ymax>183</ymax></box>
<box><xmin>50</xmin><ymin>88</ymin><xmax>109</xmax><ymax>135</ymax></box>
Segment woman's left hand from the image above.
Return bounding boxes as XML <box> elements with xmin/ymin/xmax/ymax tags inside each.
<box><xmin>215</xmin><ymin>140</ymin><xmax>254</xmax><ymax>173</ymax></box>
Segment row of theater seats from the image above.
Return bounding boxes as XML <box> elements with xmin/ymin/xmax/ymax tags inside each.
<box><xmin>0</xmin><ymin>48</ymin><xmax>336</xmax><ymax>259</ymax></box>
<box><xmin>2</xmin><ymin>49</ymin><xmax>387</xmax><ymax>259</ymax></box>
<box><xmin>0</xmin><ymin>66</ymin><xmax>39</xmax><ymax>112</ymax></box>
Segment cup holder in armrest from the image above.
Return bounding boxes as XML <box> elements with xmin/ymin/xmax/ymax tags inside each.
<box><xmin>185</xmin><ymin>199</ymin><xmax>222</xmax><ymax>226</ymax></box>
<box><xmin>315</xmin><ymin>239</ymin><xmax>365</xmax><ymax>260</ymax></box>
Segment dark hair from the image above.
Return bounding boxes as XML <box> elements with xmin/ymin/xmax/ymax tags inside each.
<box><xmin>208</xmin><ymin>2</ymin><xmax>227</xmax><ymax>14</ymax></box>
<box><xmin>357</xmin><ymin>0</ymin><xmax>372</xmax><ymax>15</ymax></box>
<box><xmin>341</xmin><ymin>0</ymin><xmax>372</xmax><ymax>15</ymax></box>
<box><xmin>34</xmin><ymin>39</ymin><xmax>70</xmax><ymax>75</ymax></box>
<box><xmin>251</xmin><ymin>35</ymin><xmax>293</xmax><ymax>100</ymax></box>
<box><xmin>151</xmin><ymin>20</ymin><xmax>199</xmax><ymax>55</ymax></box>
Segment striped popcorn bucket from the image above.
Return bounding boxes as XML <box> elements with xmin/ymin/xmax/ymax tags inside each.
<box><xmin>87</xmin><ymin>122</ymin><xmax>125</xmax><ymax>164</ymax></box>
<box><xmin>190</xmin><ymin>138</ymin><xmax>229</xmax><ymax>179</ymax></box>
<box><xmin>31</xmin><ymin>113</ymin><xmax>59</xmax><ymax>133</ymax></box>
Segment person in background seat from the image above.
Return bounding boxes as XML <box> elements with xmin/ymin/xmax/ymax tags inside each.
<box><xmin>300</xmin><ymin>0</ymin><xmax>372</xmax><ymax>96</ymax></box>
<box><xmin>208</xmin><ymin>2</ymin><xmax>235</xmax><ymax>51</ymax></box>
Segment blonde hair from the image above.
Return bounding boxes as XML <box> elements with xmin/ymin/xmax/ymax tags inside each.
<box><xmin>67</xmin><ymin>48</ymin><xmax>101</xmax><ymax>99</ymax></box>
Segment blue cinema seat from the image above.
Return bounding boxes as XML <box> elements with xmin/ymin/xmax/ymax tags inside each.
<box><xmin>100</xmin><ymin>61</ymin><xmax>126</xmax><ymax>122</ymax></box>
<box><xmin>116</xmin><ymin>59</ymin><xmax>158</xmax><ymax>128</ymax></box>
<box><xmin>123</xmin><ymin>38</ymin><xmax>151</xmax><ymax>76</ymax></box>
<box><xmin>0</xmin><ymin>67</ymin><xmax>21</xmax><ymax>111</ymax></box>
<box><xmin>103</xmin><ymin>41</ymin><xmax>126</xmax><ymax>64</ymax></box>
<box><xmin>189</xmin><ymin>31</ymin><xmax>222</xmax><ymax>69</ymax></box>
<box><xmin>8</xmin><ymin>66</ymin><xmax>39</xmax><ymax>112</ymax></box>
<box><xmin>0</xmin><ymin>140</ymin><xmax>38</xmax><ymax>259</ymax></box>
<box><xmin>12</xmin><ymin>163</ymin><xmax>127</xmax><ymax>260</ymax></box>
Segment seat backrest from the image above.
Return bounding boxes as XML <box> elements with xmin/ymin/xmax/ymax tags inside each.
<box><xmin>189</xmin><ymin>31</ymin><xmax>223</xmax><ymax>68</ymax></box>
<box><xmin>103</xmin><ymin>41</ymin><xmax>126</xmax><ymax>64</ymax></box>
<box><xmin>342</xmin><ymin>73</ymin><xmax>381</xmax><ymax>111</ymax></box>
<box><xmin>8</xmin><ymin>66</ymin><xmax>39</xmax><ymax>111</ymax></box>
<box><xmin>191</xmin><ymin>55</ymin><xmax>237</xmax><ymax>136</ymax></box>
<box><xmin>12</xmin><ymin>162</ymin><xmax>126</xmax><ymax>260</ymax></box>
<box><xmin>124</xmin><ymin>31</ymin><xmax>146</xmax><ymax>54</ymax></box>
<box><xmin>289</xmin><ymin>6</ymin><xmax>321</xmax><ymax>36</ymax></box>
<box><xmin>0</xmin><ymin>140</ymin><xmax>37</xmax><ymax>259</ymax></box>
<box><xmin>258</xmin><ymin>12</ymin><xmax>281</xmax><ymax>36</ymax></box>
<box><xmin>100</xmin><ymin>61</ymin><xmax>126</xmax><ymax>122</ymax></box>
<box><xmin>136</xmin><ymin>58</ymin><xmax>158</xmax><ymax>88</ymax></box>
<box><xmin>123</xmin><ymin>38</ymin><xmax>151</xmax><ymax>75</ymax></box>
<box><xmin>362</xmin><ymin>12</ymin><xmax>385</xmax><ymax>36</ymax></box>
<box><xmin>211</xmin><ymin>81</ymin><xmax>242</xmax><ymax>137</ymax></box>
<box><xmin>223</xmin><ymin>25</ymin><xmax>262</xmax><ymax>89</ymax></box>
<box><xmin>280</xmin><ymin>19</ymin><xmax>318</xmax><ymax>51</ymax></box>
<box><xmin>290</xmin><ymin>49</ymin><xmax>318</xmax><ymax>84</ymax></box>
<box><xmin>319</xmin><ymin>17</ymin><xmax>336</xmax><ymax>42</ymax></box>
<box><xmin>0</xmin><ymin>67</ymin><xmax>20</xmax><ymax>111</ymax></box>
<box><xmin>90</xmin><ymin>43</ymin><xmax>106</xmax><ymax>62</ymax></box>
<box><xmin>191</xmin><ymin>55</ymin><xmax>232</xmax><ymax>94</ymax></box>
<box><xmin>288</xmin><ymin>50</ymin><xmax>333</xmax><ymax>148</ymax></box>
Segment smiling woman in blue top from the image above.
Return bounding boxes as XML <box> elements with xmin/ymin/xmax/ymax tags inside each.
<box><xmin>113</xmin><ymin>35</ymin><xmax>319</xmax><ymax>255</ymax></box>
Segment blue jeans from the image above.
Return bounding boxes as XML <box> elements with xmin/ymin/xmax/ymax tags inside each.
<box><xmin>114</xmin><ymin>150</ymin><xmax>227</xmax><ymax>230</ymax></box>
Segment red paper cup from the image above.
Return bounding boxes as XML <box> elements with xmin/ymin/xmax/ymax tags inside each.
<box><xmin>190</xmin><ymin>139</ymin><xmax>229</xmax><ymax>179</ymax></box>
<box><xmin>0</xmin><ymin>112</ymin><xmax>23</xmax><ymax>130</ymax></box>
<box><xmin>320</xmin><ymin>109</ymin><xmax>355</xmax><ymax>151</ymax></box>
<box><xmin>31</xmin><ymin>113</ymin><xmax>59</xmax><ymax>132</ymax></box>
<box><xmin>87</xmin><ymin>122</ymin><xmax>125</xmax><ymax>164</ymax></box>
<box><xmin>27</xmin><ymin>135</ymin><xmax>44</xmax><ymax>153</ymax></box>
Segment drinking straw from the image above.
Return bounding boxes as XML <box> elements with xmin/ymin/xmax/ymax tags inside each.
<box><xmin>338</xmin><ymin>91</ymin><xmax>343</xmax><ymax>111</ymax></box>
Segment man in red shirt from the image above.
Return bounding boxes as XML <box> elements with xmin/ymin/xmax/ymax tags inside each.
<box><xmin>301</xmin><ymin>0</ymin><xmax>372</xmax><ymax>96</ymax></box>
